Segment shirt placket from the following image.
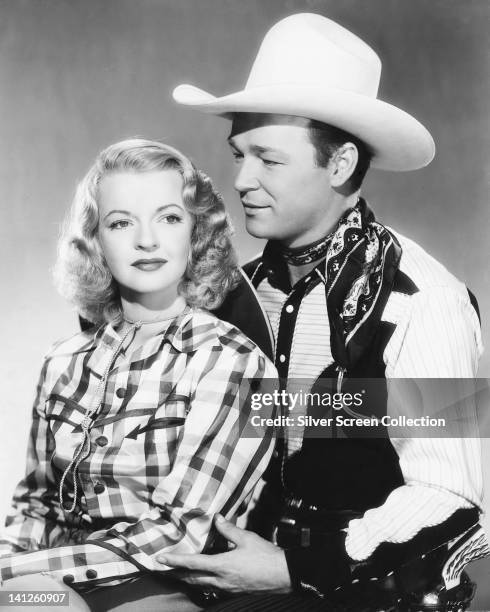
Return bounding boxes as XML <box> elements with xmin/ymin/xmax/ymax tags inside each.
<box><xmin>60</xmin><ymin>324</ymin><xmax>139</xmax><ymax>515</ymax></box>
<box><xmin>276</xmin><ymin>274</ymin><xmax>323</xmax><ymax>455</ymax></box>
<box><xmin>82</xmin><ymin>358</ymin><xmax>131</xmax><ymax>515</ymax></box>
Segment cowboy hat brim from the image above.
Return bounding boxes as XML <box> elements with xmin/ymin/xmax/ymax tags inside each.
<box><xmin>173</xmin><ymin>83</ymin><xmax>435</xmax><ymax>172</ymax></box>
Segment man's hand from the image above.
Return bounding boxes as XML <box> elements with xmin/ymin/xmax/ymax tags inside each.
<box><xmin>157</xmin><ymin>514</ymin><xmax>292</xmax><ymax>594</ymax></box>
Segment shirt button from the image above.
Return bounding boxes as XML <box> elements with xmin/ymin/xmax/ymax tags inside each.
<box><xmin>93</xmin><ymin>482</ymin><xmax>105</xmax><ymax>495</ymax></box>
<box><xmin>96</xmin><ymin>436</ymin><xmax>108</xmax><ymax>447</ymax></box>
<box><xmin>250</xmin><ymin>379</ymin><xmax>261</xmax><ymax>391</ymax></box>
<box><xmin>285</xmin><ymin>304</ymin><xmax>294</xmax><ymax>313</ymax></box>
<box><xmin>63</xmin><ymin>574</ymin><xmax>75</xmax><ymax>585</ymax></box>
<box><xmin>86</xmin><ymin>569</ymin><xmax>98</xmax><ymax>579</ymax></box>
<box><xmin>279</xmin><ymin>354</ymin><xmax>286</xmax><ymax>363</ymax></box>
<box><xmin>116</xmin><ymin>388</ymin><xmax>125</xmax><ymax>399</ymax></box>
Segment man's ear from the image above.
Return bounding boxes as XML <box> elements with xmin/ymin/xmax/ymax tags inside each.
<box><xmin>329</xmin><ymin>143</ymin><xmax>358</xmax><ymax>188</ymax></box>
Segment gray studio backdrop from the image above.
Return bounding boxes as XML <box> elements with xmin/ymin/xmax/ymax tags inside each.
<box><xmin>0</xmin><ymin>0</ymin><xmax>489</xmax><ymax>604</ymax></box>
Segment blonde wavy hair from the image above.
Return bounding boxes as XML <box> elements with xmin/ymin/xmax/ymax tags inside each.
<box><xmin>55</xmin><ymin>138</ymin><xmax>240</xmax><ymax>325</ymax></box>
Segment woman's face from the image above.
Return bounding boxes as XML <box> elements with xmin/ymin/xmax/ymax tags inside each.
<box><xmin>97</xmin><ymin>169</ymin><xmax>193</xmax><ymax>308</ymax></box>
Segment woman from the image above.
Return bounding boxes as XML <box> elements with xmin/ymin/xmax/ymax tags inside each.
<box><xmin>0</xmin><ymin>139</ymin><xmax>277</xmax><ymax>609</ymax></box>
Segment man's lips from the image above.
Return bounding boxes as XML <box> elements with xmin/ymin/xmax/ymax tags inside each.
<box><xmin>242</xmin><ymin>201</ymin><xmax>270</xmax><ymax>210</ymax></box>
<box><xmin>131</xmin><ymin>259</ymin><xmax>167</xmax><ymax>271</ymax></box>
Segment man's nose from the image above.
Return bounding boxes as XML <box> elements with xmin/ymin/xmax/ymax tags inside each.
<box><xmin>233</xmin><ymin>158</ymin><xmax>260</xmax><ymax>193</ymax></box>
<box><xmin>135</xmin><ymin>223</ymin><xmax>159</xmax><ymax>251</ymax></box>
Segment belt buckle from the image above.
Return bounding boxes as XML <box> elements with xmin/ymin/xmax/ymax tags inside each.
<box><xmin>273</xmin><ymin>518</ymin><xmax>311</xmax><ymax>548</ymax></box>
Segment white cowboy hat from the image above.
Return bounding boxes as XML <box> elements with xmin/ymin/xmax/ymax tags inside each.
<box><xmin>173</xmin><ymin>13</ymin><xmax>435</xmax><ymax>171</ymax></box>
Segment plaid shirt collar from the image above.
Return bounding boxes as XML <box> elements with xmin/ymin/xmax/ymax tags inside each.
<box><xmin>81</xmin><ymin>306</ymin><xmax>222</xmax><ymax>378</ymax></box>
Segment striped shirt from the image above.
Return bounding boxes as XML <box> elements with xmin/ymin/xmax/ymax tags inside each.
<box><xmin>0</xmin><ymin>307</ymin><xmax>277</xmax><ymax>584</ymax></box>
<box><xmin>254</xmin><ymin>229</ymin><xmax>484</xmax><ymax>562</ymax></box>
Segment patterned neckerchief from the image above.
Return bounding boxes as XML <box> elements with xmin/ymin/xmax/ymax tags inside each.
<box><xmin>260</xmin><ymin>199</ymin><xmax>402</xmax><ymax>371</ymax></box>
<box><xmin>324</xmin><ymin>199</ymin><xmax>401</xmax><ymax>370</ymax></box>
<box><xmin>279</xmin><ymin>232</ymin><xmax>333</xmax><ymax>266</ymax></box>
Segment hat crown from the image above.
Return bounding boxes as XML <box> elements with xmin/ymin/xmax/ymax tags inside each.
<box><xmin>246</xmin><ymin>13</ymin><xmax>381</xmax><ymax>98</ymax></box>
<box><xmin>172</xmin><ymin>12</ymin><xmax>435</xmax><ymax>171</ymax></box>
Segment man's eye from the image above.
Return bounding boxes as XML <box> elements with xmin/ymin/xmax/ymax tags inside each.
<box><xmin>109</xmin><ymin>220</ymin><xmax>131</xmax><ymax>230</ymax></box>
<box><xmin>231</xmin><ymin>152</ymin><xmax>243</xmax><ymax>162</ymax></box>
<box><xmin>262</xmin><ymin>158</ymin><xmax>280</xmax><ymax>167</ymax></box>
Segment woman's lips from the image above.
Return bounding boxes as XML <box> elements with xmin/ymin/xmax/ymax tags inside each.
<box><xmin>131</xmin><ymin>259</ymin><xmax>167</xmax><ymax>271</ymax></box>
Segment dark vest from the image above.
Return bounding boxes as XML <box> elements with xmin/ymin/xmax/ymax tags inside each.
<box><xmin>214</xmin><ymin>264</ymin><xmax>420</xmax><ymax>516</ymax></box>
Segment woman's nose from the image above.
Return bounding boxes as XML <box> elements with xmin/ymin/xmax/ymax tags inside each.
<box><xmin>135</xmin><ymin>223</ymin><xmax>159</xmax><ymax>251</ymax></box>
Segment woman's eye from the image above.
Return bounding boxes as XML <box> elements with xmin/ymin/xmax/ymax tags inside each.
<box><xmin>162</xmin><ymin>214</ymin><xmax>182</xmax><ymax>224</ymax></box>
<box><xmin>109</xmin><ymin>220</ymin><xmax>131</xmax><ymax>230</ymax></box>
<box><xmin>232</xmin><ymin>152</ymin><xmax>243</xmax><ymax>162</ymax></box>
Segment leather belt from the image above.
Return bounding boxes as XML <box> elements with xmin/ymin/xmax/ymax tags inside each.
<box><xmin>271</xmin><ymin>499</ymin><xmax>361</xmax><ymax>546</ymax></box>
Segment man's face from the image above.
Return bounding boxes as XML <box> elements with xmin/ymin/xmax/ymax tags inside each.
<box><xmin>228</xmin><ymin>114</ymin><xmax>334</xmax><ymax>247</ymax></box>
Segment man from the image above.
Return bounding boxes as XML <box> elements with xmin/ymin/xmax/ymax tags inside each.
<box><xmin>160</xmin><ymin>13</ymin><xmax>489</xmax><ymax>611</ymax></box>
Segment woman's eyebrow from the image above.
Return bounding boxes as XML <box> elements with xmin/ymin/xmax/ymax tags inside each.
<box><xmin>103</xmin><ymin>209</ymin><xmax>131</xmax><ymax>221</ymax></box>
<box><xmin>103</xmin><ymin>204</ymin><xmax>184</xmax><ymax>222</ymax></box>
<box><xmin>154</xmin><ymin>204</ymin><xmax>185</xmax><ymax>213</ymax></box>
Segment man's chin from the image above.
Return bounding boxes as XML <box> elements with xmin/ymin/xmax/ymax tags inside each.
<box><xmin>244</xmin><ymin>220</ymin><xmax>296</xmax><ymax>243</ymax></box>
<box><xmin>244</xmin><ymin>217</ymin><xmax>278</xmax><ymax>241</ymax></box>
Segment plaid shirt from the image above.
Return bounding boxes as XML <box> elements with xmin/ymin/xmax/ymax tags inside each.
<box><xmin>0</xmin><ymin>307</ymin><xmax>277</xmax><ymax>585</ymax></box>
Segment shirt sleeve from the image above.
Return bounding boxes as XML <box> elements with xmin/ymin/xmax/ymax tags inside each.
<box><xmin>345</xmin><ymin>286</ymin><xmax>484</xmax><ymax>563</ymax></box>
<box><xmin>0</xmin><ymin>346</ymin><xmax>278</xmax><ymax>585</ymax></box>
<box><xmin>285</xmin><ymin>285</ymin><xmax>486</xmax><ymax>595</ymax></box>
<box><xmin>0</xmin><ymin>359</ymin><xmax>68</xmax><ymax>558</ymax></box>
